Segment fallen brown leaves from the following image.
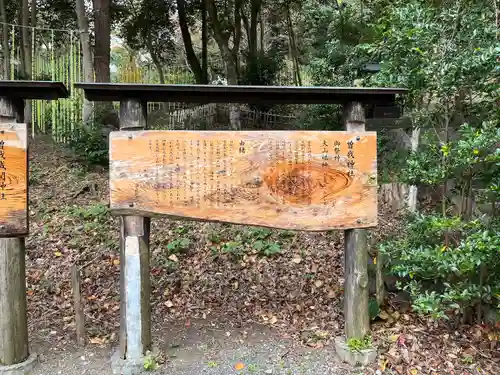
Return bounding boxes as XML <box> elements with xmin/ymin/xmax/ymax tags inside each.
<box><xmin>369</xmin><ymin>311</ymin><xmax>500</xmax><ymax>375</ymax></box>
<box><xmin>24</xmin><ymin>136</ymin><xmax>500</xmax><ymax>375</ymax></box>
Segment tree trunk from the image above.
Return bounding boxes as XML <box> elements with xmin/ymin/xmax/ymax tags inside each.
<box><xmin>21</xmin><ymin>0</ymin><xmax>31</xmax><ymax>78</ymax></box>
<box><xmin>249</xmin><ymin>0</ymin><xmax>260</xmax><ymax>58</ymax></box>
<box><xmin>224</xmin><ymin>46</ymin><xmax>240</xmax><ymax>130</ymax></box>
<box><xmin>0</xmin><ymin>0</ymin><xmax>9</xmax><ymax>79</ymax></box>
<box><xmin>92</xmin><ymin>0</ymin><xmax>111</xmax><ymax>83</ymax></box>
<box><xmin>31</xmin><ymin>0</ymin><xmax>36</xmax><ymax>69</ymax></box>
<box><xmin>207</xmin><ymin>0</ymin><xmax>240</xmax><ymax>129</ymax></box>
<box><xmin>75</xmin><ymin>0</ymin><xmax>95</xmax><ymax>125</ymax></box>
<box><xmin>21</xmin><ymin>0</ymin><xmax>32</xmax><ymax>125</ymax></box>
<box><xmin>177</xmin><ymin>0</ymin><xmax>203</xmax><ymax>84</ymax></box>
<box><xmin>201</xmin><ymin>0</ymin><xmax>208</xmax><ymax>83</ymax></box>
<box><xmin>259</xmin><ymin>11</ymin><xmax>264</xmax><ymax>53</ymax></box>
<box><xmin>233</xmin><ymin>0</ymin><xmax>242</xmax><ymax>76</ymax></box>
<box><xmin>146</xmin><ymin>32</ymin><xmax>165</xmax><ymax>84</ymax></box>
<box><xmin>286</xmin><ymin>5</ymin><xmax>302</xmax><ymax>86</ymax></box>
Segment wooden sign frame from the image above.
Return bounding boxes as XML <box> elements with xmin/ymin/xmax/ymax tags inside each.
<box><xmin>76</xmin><ymin>82</ymin><xmax>407</xmax><ymax>363</ymax></box>
<box><xmin>109</xmin><ymin>130</ymin><xmax>377</xmax><ymax>231</ymax></box>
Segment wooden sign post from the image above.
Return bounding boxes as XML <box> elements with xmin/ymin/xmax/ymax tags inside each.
<box><xmin>76</xmin><ymin>82</ymin><xmax>406</xmax><ymax>368</ymax></box>
<box><xmin>0</xmin><ymin>81</ymin><xmax>69</xmax><ymax>370</ymax></box>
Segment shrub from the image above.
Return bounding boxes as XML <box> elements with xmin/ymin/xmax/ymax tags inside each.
<box><xmin>63</xmin><ymin>124</ymin><xmax>109</xmax><ymax>166</ymax></box>
<box><xmin>380</xmin><ymin>214</ymin><xmax>500</xmax><ymax>320</ymax></box>
<box><xmin>379</xmin><ymin>121</ymin><xmax>499</xmax><ymax>322</ymax></box>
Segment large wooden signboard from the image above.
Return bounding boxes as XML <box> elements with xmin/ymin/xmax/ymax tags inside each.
<box><xmin>0</xmin><ymin>123</ymin><xmax>28</xmax><ymax>237</ymax></box>
<box><xmin>109</xmin><ymin>131</ymin><xmax>377</xmax><ymax>231</ymax></box>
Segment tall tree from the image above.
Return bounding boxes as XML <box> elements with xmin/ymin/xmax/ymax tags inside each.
<box><xmin>21</xmin><ymin>0</ymin><xmax>32</xmax><ymax>123</ymax></box>
<box><xmin>207</xmin><ymin>0</ymin><xmax>241</xmax><ymax>86</ymax></box>
<box><xmin>92</xmin><ymin>0</ymin><xmax>111</xmax><ymax>82</ymax></box>
<box><xmin>207</xmin><ymin>0</ymin><xmax>242</xmax><ymax>129</ymax></box>
<box><xmin>121</xmin><ymin>0</ymin><xmax>176</xmax><ymax>84</ymax></box>
<box><xmin>0</xmin><ymin>0</ymin><xmax>10</xmax><ymax>79</ymax></box>
<box><xmin>75</xmin><ymin>0</ymin><xmax>94</xmax><ymax>124</ymax></box>
<box><xmin>201</xmin><ymin>0</ymin><xmax>208</xmax><ymax>83</ymax></box>
<box><xmin>21</xmin><ymin>0</ymin><xmax>31</xmax><ymax>79</ymax></box>
<box><xmin>177</xmin><ymin>0</ymin><xmax>204</xmax><ymax>83</ymax></box>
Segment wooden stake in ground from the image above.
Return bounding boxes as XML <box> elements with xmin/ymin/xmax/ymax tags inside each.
<box><xmin>343</xmin><ymin>101</ymin><xmax>370</xmax><ymax>340</ymax></box>
<box><xmin>118</xmin><ymin>99</ymin><xmax>152</xmax><ymax>361</ymax></box>
<box><xmin>72</xmin><ymin>264</ymin><xmax>85</xmax><ymax>346</ymax></box>
<box><xmin>0</xmin><ymin>97</ymin><xmax>29</xmax><ymax>365</ymax></box>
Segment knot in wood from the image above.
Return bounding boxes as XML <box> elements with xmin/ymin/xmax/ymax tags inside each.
<box><xmin>264</xmin><ymin>163</ymin><xmax>353</xmax><ymax>205</ymax></box>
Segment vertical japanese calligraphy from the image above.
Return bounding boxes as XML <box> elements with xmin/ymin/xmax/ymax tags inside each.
<box><xmin>0</xmin><ymin>137</ymin><xmax>6</xmax><ymax>201</ymax></box>
<box><xmin>0</xmin><ymin>123</ymin><xmax>28</xmax><ymax>237</ymax></box>
<box><xmin>347</xmin><ymin>139</ymin><xmax>355</xmax><ymax>177</ymax></box>
<box><xmin>109</xmin><ymin>131</ymin><xmax>377</xmax><ymax>231</ymax></box>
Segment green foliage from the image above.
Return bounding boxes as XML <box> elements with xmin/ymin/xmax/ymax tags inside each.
<box><xmin>63</xmin><ymin>125</ymin><xmax>109</xmax><ymax>166</ymax></box>
<box><xmin>379</xmin><ymin>214</ymin><xmax>500</xmax><ymax>320</ymax></box>
<box><xmin>347</xmin><ymin>335</ymin><xmax>373</xmax><ymax>353</ymax></box>
<box><xmin>368</xmin><ymin>299</ymin><xmax>380</xmax><ymax>321</ymax></box>
<box><xmin>252</xmin><ymin>240</ymin><xmax>282</xmax><ymax>257</ymax></box>
<box><xmin>207</xmin><ymin>361</ymin><xmax>218</xmax><ymax>368</ymax></box>
<box><xmin>295</xmin><ymin>104</ymin><xmax>343</xmax><ymax>131</ymax></box>
<box><xmin>120</xmin><ymin>0</ymin><xmax>176</xmax><ymax>63</ymax></box>
<box><xmin>402</xmin><ymin>122</ymin><xmax>500</xmax><ymax>189</ymax></box>
<box><xmin>379</xmin><ymin>121</ymin><xmax>499</xmax><ymax>322</ymax></box>
<box><xmin>239</xmin><ymin>52</ymin><xmax>285</xmax><ymax>112</ymax></box>
<box><xmin>244</xmin><ymin>227</ymin><xmax>272</xmax><ymax>240</ymax></box>
<box><xmin>377</xmin><ymin>130</ymin><xmax>410</xmax><ymax>183</ymax></box>
<box><xmin>143</xmin><ymin>351</ymin><xmax>158</xmax><ymax>371</ymax></box>
<box><xmin>67</xmin><ymin>203</ymin><xmax>109</xmax><ymax>222</ymax></box>
<box><xmin>239</xmin><ymin>53</ymin><xmax>284</xmax><ymax>87</ymax></box>
<box><xmin>167</xmin><ymin>238</ymin><xmax>191</xmax><ymax>254</ymax></box>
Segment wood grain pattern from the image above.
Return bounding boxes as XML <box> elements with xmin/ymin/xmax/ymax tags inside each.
<box><xmin>0</xmin><ymin>123</ymin><xmax>27</xmax><ymax>237</ymax></box>
<box><xmin>110</xmin><ymin>131</ymin><xmax>377</xmax><ymax>231</ymax></box>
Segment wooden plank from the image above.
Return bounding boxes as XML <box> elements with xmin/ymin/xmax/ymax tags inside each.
<box><xmin>75</xmin><ymin>83</ymin><xmax>407</xmax><ymax>105</ymax></box>
<box><xmin>0</xmin><ymin>122</ymin><xmax>28</xmax><ymax>237</ymax></box>
<box><xmin>109</xmin><ymin>130</ymin><xmax>377</xmax><ymax>231</ymax></box>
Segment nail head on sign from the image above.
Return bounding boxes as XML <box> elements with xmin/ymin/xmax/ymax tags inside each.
<box><xmin>356</xmin><ymin>136</ymin><xmax>361</xmax><ymax>141</ymax></box>
<box><xmin>128</xmin><ymin>134</ymin><xmax>133</xmax><ymax>140</ymax></box>
<box><xmin>357</xmin><ymin>219</ymin><xmax>362</xmax><ymax>224</ymax></box>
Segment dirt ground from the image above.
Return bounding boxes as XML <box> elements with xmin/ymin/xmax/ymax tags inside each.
<box><xmin>30</xmin><ymin>318</ymin><xmax>356</xmax><ymax>375</ymax></box>
<box><xmin>21</xmin><ymin>135</ymin><xmax>500</xmax><ymax>375</ymax></box>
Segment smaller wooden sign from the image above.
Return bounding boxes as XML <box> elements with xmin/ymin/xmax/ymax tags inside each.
<box><xmin>0</xmin><ymin>123</ymin><xmax>28</xmax><ymax>237</ymax></box>
<box><xmin>109</xmin><ymin>131</ymin><xmax>377</xmax><ymax>231</ymax></box>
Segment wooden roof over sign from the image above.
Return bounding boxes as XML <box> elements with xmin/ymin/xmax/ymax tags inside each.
<box><xmin>0</xmin><ymin>80</ymin><xmax>70</xmax><ymax>100</ymax></box>
<box><xmin>75</xmin><ymin>83</ymin><xmax>407</xmax><ymax>105</ymax></box>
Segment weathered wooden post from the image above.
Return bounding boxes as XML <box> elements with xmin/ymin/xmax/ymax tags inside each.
<box><xmin>343</xmin><ymin>101</ymin><xmax>370</xmax><ymax>340</ymax></box>
<box><xmin>120</xmin><ymin>98</ymin><xmax>151</xmax><ymax>362</ymax></box>
<box><xmin>118</xmin><ymin>98</ymin><xmax>152</xmax><ymax>363</ymax></box>
<box><xmin>0</xmin><ymin>81</ymin><xmax>68</xmax><ymax>374</ymax></box>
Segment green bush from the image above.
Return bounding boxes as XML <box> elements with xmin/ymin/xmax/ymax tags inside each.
<box><xmin>63</xmin><ymin>124</ymin><xmax>109</xmax><ymax>166</ymax></box>
<box><xmin>379</xmin><ymin>121</ymin><xmax>500</xmax><ymax>321</ymax></box>
<box><xmin>380</xmin><ymin>214</ymin><xmax>500</xmax><ymax>320</ymax></box>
